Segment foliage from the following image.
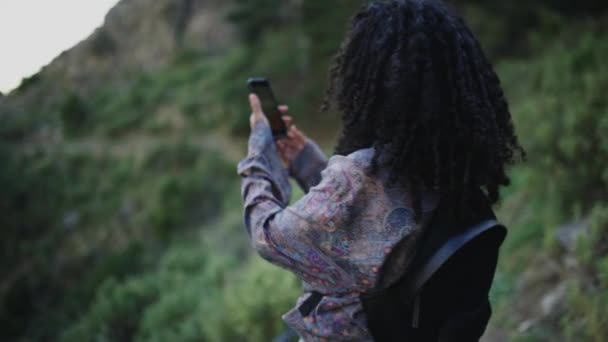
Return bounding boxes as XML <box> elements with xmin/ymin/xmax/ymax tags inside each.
<box><xmin>60</xmin><ymin>240</ymin><xmax>299</xmax><ymax>342</ymax></box>
<box><xmin>15</xmin><ymin>73</ymin><xmax>42</xmax><ymax>94</ymax></box>
<box><xmin>0</xmin><ymin>141</ymin><xmax>239</xmax><ymax>340</ymax></box>
<box><xmin>561</xmin><ymin>204</ymin><xmax>608</xmax><ymax>341</ymax></box>
<box><xmin>59</xmin><ymin>92</ymin><xmax>90</xmax><ymax>136</ymax></box>
<box><xmin>89</xmin><ymin>28</ymin><xmax>117</xmax><ymax>57</ymax></box>
<box><xmin>301</xmin><ymin>1</ymin><xmax>362</xmax><ymax>61</ymax></box>
<box><xmin>227</xmin><ymin>0</ymin><xmax>286</xmax><ymax>42</ymax></box>
<box><xmin>500</xmin><ymin>29</ymin><xmax>608</xmax><ymax>216</ymax></box>
<box><xmin>489</xmin><ymin>19</ymin><xmax>608</xmax><ymax>340</ymax></box>
<box><xmin>2</xmin><ymin>1</ymin><xmax>608</xmax><ymax>341</ymax></box>
<box><xmin>162</xmin><ymin>0</ymin><xmax>195</xmax><ymax>44</ymax></box>
<box><xmin>201</xmin><ymin>258</ymin><xmax>301</xmax><ymax>341</ymax></box>
<box><xmin>141</xmin><ymin>142</ymin><xmax>237</xmax><ymax>237</ymax></box>
<box><xmin>0</xmin><ymin>105</ymin><xmax>55</xmax><ymax>142</ymax></box>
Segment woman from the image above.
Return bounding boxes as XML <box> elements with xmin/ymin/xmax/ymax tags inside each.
<box><xmin>237</xmin><ymin>0</ymin><xmax>524</xmax><ymax>340</ymax></box>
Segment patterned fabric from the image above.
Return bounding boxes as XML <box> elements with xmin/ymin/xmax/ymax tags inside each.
<box><xmin>237</xmin><ymin>121</ymin><xmax>439</xmax><ymax>341</ymax></box>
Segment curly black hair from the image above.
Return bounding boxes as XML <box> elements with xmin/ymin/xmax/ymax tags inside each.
<box><xmin>322</xmin><ymin>0</ymin><xmax>525</xmax><ymax>222</ymax></box>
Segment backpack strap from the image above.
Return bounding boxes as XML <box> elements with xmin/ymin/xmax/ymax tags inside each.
<box><xmin>298</xmin><ymin>291</ymin><xmax>324</xmax><ymax>316</ymax></box>
<box><xmin>361</xmin><ymin>190</ymin><xmax>507</xmax><ymax>341</ymax></box>
<box><xmin>399</xmin><ymin>220</ymin><xmax>506</xmax><ymax>302</ymax></box>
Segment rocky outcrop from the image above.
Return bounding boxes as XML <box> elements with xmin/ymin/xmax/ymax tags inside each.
<box><xmin>490</xmin><ymin>219</ymin><xmax>598</xmax><ymax>340</ymax></box>
<box><xmin>6</xmin><ymin>0</ymin><xmax>235</xmax><ymax>110</ymax></box>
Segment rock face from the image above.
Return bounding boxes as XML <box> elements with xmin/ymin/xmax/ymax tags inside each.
<box><xmin>485</xmin><ymin>219</ymin><xmax>597</xmax><ymax>341</ymax></box>
<box><xmin>556</xmin><ymin>220</ymin><xmax>589</xmax><ymax>253</ymax></box>
<box><xmin>7</xmin><ymin>0</ymin><xmax>235</xmax><ymax>109</ymax></box>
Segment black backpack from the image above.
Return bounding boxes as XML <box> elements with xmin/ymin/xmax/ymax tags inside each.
<box><xmin>360</xmin><ymin>193</ymin><xmax>507</xmax><ymax>341</ymax></box>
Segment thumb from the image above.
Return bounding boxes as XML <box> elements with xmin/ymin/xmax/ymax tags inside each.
<box><xmin>249</xmin><ymin>94</ymin><xmax>263</xmax><ymax>115</ymax></box>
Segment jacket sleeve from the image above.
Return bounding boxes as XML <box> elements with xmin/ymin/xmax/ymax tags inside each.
<box><xmin>237</xmin><ymin>122</ymin><xmax>361</xmax><ymax>289</ymax></box>
<box><xmin>288</xmin><ymin>139</ymin><xmax>328</xmax><ymax>193</ymax></box>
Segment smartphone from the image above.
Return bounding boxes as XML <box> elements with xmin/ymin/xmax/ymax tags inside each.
<box><xmin>247</xmin><ymin>77</ymin><xmax>287</xmax><ymax>139</ymax></box>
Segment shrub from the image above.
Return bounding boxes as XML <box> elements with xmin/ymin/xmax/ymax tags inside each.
<box><xmin>500</xmin><ymin>29</ymin><xmax>608</xmax><ymax>216</ymax></box>
<box><xmin>201</xmin><ymin>257</ymin><xmax>301</xmax><ymax>342</ymax></box>
<box><xmin>227</xmin><ymin>0</ymin><xmax>286</xmax><ymax>42</ymax></box>
<box><xmin>15</xmin><ymin>73</ymin><xmax>41</xmax><ymax>94</ymax></box>
<box><xmin>493</xmin><ymin>23</ymin><xmax>608</xmax><ymax>340</ymax></box>
<box><xmin>140</xmin><ymin>145</ymin><xmax>237</xmax><ymax>237</ymax></box>
<box><xmin>142</xmin><ymin>141</ymin><xmax>199</xmax><ymax>171</ymax></box>
<box><xmin>59</xmin><ymin>92</ymin><xmax>90</xmax><ymax>137</ymax></box>
<box><xmin>60</xmin><ymin>237</ymin><xmax>300</xmax><ymax>342</ymax></box>
<box><xmin>90</xmin><ymin>28</ymin><xmax>117</xmax><ymax>57</ymax></box>
<box><xmin>0</xmin><ymin>105</ymin><xmax>57</xmax><ymax>142</ymax></box>
<box><xmin>562</xmin><ymin>204</ymin><xmax>608</xmax><ymax>341</ymax></box>
<box><xmin>60</xmin><ymin>276</ymin><xmax>161</xmax><ymax>342</ymax></box>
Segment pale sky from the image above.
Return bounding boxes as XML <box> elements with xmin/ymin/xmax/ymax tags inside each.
<box><xmin>0</xmin><ymin>0</ymin><xmax>121</xmax><ymax>94</ymax></box>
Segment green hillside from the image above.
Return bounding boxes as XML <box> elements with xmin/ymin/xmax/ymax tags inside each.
<box><xmin>1</xmin><ymin>1</ymin><xmax>606</xmax><ymax>341</ymax></box>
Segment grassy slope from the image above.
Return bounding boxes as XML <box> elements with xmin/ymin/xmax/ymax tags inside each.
<box><xmin>1</xmin><ymin>7</ymin><xmax>607</xmax><ymax>342</ymax></box>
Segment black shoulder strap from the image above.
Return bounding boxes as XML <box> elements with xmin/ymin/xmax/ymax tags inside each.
<box><xmin>399</xmin><ymin>220</ymin><xmax>506</xmax><ymax>302</ymax></box>
<box><xmin>361</xmin><ymin>191</ymin><xmax>508</xmax><ymax>341</ymax></box>
<box><xmin>372</xmin><ymin>188</ymin><xmax>501</xmax><ymax>301</ymax></box>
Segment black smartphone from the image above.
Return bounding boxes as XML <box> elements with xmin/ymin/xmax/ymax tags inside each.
<box><xmin>247</xmin><ymin>77</ymin><xmax>287</xmax><ymax>139</ymax></box>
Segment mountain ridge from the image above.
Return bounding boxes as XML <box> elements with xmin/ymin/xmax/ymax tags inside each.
<box><xmin>4</xmin><ymin>0</ymin><xmax>235</xmax><ymax>111</ymax></box>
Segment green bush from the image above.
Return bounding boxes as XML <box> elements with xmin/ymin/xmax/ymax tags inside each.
<box><xmin>142</xmin><ymin>141</ymin><xmax>200</xmax><ymax>171</ymax></box>
<box><xmin>90</xmin><ymin>28</ymin><xmax>117</xmax><ymax>57</ymax></box>
<box><xmin>61</xmin><ymin>236</ymin><xmax>299</xmax><ymax>342</ymax></box>
<box><xmin>15</xmin><ymin>73</ymin><xmax>42</xmax><ymax>93</ymax></box>
<box><xmin>561</xmin><ymin>204</ymin><xmax>608</xmax><ymax>342</ymax></box>
<box><xmin>491</xmin><ymin>22</ymin><xmax>608</xmax><ymax>340</ymax></box>
<box><xmin>201</xmin><ymin>257</ymin><xmax>301</xmax><ymax>342</ymax></box>
<box><xmin>0</xmin><ymin>140</ymin><xmax>241</xmax><ymax>340</ymax></box>
<box><xmin>140</xmin><ymin>144</ymin><xmax>237</xmax><ymax>237</ymax></box>
<box><xmin>227</xmin><ymin>0</ymin><xmax>286</xmax><ymax>42</ymax></box>
<box><xmin>59</xmin><ymin>92</ymin><xmax>90</xmax><ymax>137</ymax></box>
<box><xmin>500</xmin><ymin>29</ymin><xmax>608</xmax><ymax>216</ymax></box>
<box><xmin>61</xmin><ymin>275</ymin><xmax>161</xmax><ymax>342</ymax></box>
<box><xmin>0</xmin><ymin>105</ymin><xmax>57</xmax><ymax>142</ymax></box>
<box><xmin>146</xmin><ymin>174</ymin><xmax>209</xmax><ymax>236</ymax></box>
<box><xmin>100</xmin><ymin>93</ymin><xmax>151</xmax><ymax>136</ymax></box>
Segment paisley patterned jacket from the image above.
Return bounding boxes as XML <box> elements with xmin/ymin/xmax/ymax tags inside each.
<box><xmin>237</xmin><ymin>121</ymin><xmax>439</xmax><ymax>341</ymax></box>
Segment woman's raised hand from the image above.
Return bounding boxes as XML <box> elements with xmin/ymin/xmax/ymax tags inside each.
<box><xmin>248</xmin><ymin>94</ymin><xmax>269</xmax><ymax>129</ymax></box>
<box><xmin>276</xmin><ymin>105</ymin><xmax>307</xmax><ymax>168</ymax></box>
<box><xmin>248</xmin><ymin>94</ymin><xmax>306</xmax><ymax>168</ymax></box>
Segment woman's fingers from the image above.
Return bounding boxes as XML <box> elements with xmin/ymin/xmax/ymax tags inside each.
<box><xmin>272</xmin><ymin>107</ymin><xmax>308</xmax><ymax>166</ymax></box>
<box><xmin>275</xmin><ymin>145</ymin><xmax>292</xmax><ymax>166</ymax></box>
<box><xmin>288</xmin><ymin>126</ymin><xmax>307</xmax><ymax>145</ymax></box>
<box><xmin>280</xmin><ymin>142</ymin><xmax>304</xmax><ymax>161</ymax></box>
<box><xmin>282</xmin><ymin>115</ymin><xmax>293</xmax><ymax>128</ymax></box>
<box><xmin>282</xmin><ymin>114</ymin><xmax>306</xmax><ymax>146</ymax></box>
<box><xmin>277</xmin><ymin>139</ymin><xmax>295</xmax><ymax>153</ymax></box>
<box><xmin>249</xmin><ymin>94</ymin><xmax>268</xmax><ymax>129</ymax></box>
<box><xmin>276</xmin><ymin>139</ymin><xmax>300</xmax><ymax>157</ymax></box>
<box><xmin>249</xmin><ymin>94</ymin><xmax>262</xmax><ymax>114</ymax></box>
